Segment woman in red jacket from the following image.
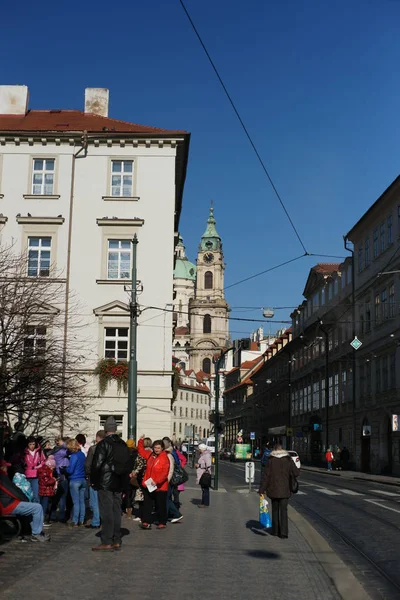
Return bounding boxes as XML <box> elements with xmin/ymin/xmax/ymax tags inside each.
<box><xmin>38</xmin><ymin>455</ymin><xmax>57</xmax><ymax>521</ymax></box>
<box><xmin>138</xmin><ymin>438</ymin><xmax>170</xmax><ymax>530</ymax></box>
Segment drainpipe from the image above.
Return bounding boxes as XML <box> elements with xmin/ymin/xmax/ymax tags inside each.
<box><xmin>60</xmin><ymin>134</ymin><xmax>88</xmax><ymax>436</ymax></box>
<box><xmin>344</xmin><ymin>236</ymin><xmax>357</xmax><ymax>467</ymax></box>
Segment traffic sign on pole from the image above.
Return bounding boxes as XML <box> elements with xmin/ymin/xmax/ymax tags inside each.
<box><xmin>250</xmin><ymin>431</ymin><xmax>255</xmax><ymax>440</ymax></box>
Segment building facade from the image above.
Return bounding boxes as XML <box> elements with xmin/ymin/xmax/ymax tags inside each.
<box><xmin>0</xmin><ymin>85</ymin><xmax>190</xmax><ymax>440</ymax></box>
<box><xmin>172</xmin><ymin>369</ymin><xmax>211</xmax><ymax>441</ymax></box>
<box><xmin>173</xmin><ymin>206</ymin><xmax>230</xmax><ymax>375</ymax></box>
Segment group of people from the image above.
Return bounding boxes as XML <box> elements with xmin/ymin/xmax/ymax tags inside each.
<box><xmin>325</xmin><ymin>446</ymin><xmax>350</xmax><ymax>471</ymax></box>
<box><xmin>0</xmin><ymin>418</ymin><xmax>213</xmax><ymax>550</ymax></box>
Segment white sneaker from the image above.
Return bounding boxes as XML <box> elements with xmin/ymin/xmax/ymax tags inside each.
<box><xmin>171</xmin><ymin>516</ymin><xmax>183</xmax><ymax>524</ymax></box>
<box><xmin>133</xmin><ymin>517</ymin><xmax>141</xmax><ymax>522</ymax></box>
<box><xmin>42</xmin><ymin>523</ymin><xmax>52</xmax><ymax>528</ymax></box>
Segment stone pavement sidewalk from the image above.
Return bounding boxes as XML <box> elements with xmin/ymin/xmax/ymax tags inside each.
<box><xmin>0</xmin><ymin>474</ymin><xmax>367</xmax><ymax>600</ymax></box>
<box><xmin>302</xmin><ymin>465</ymin><xmax>400</xmax><ymax>487</ymax></box>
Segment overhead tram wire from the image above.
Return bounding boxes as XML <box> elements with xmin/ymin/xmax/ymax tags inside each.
<box><xmin>178</xmin><ymin>0</ymin><xmax>308</xmax><ymax>255</ymax></box>
<box><xmin>225</xmin><ymin>254</ymin><xmax>305</xmax><ymax>290</ymax></box>
<box><xmin>139</xmin><ymin>304</ymin><xmax>291</xmax><ymax>325</ymax></box>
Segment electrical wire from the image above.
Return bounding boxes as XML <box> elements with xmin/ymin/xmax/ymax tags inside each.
<box><xmin>178</xmin><ymin>0</ymin><xmax>308</xmax><ymax>255</ymax></box>
<box><xmin>225</xmin><ymin>254</ymin><xmax>306</xmax><ymax>290</ymax></box>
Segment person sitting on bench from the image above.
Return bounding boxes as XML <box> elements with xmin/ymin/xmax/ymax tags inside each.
<box><xmin>0</xmin><ymin>459</ymin><xmax>50</xmax><ymax>543</ymax></box>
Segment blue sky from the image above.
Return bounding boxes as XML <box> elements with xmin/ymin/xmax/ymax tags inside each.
<box><xmin>3</xmin><ymin>0</ymin><xmax>400</xmax><ymax>336</ymax></box>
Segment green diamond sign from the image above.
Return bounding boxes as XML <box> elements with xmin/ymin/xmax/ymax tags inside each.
<box><xmin>350</xmin><ymin>336</ymin><xmax>362</xmax><ymax>350</ymax></box>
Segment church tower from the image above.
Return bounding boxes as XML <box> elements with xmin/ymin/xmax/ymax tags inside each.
<box><xmin>189</xmin><ymin>207</ymin><xmax>230</xmax><ymax>374</ymax></box>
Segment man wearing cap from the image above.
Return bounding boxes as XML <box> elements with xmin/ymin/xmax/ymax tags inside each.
<box><xmin>90</xmin><ymin>416</ymin><xmax>129</xmax><ymax>551</ymax></box>
<box><xmin>0</xmin><ymin>459</ymin><xmax>50</xmax><ymax>542</ymax></box>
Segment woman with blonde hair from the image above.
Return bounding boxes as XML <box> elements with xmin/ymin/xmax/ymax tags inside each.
<box><xmin>66</xmin><ymin>438</ymin><xmax>87</xmax><ymax>527</ymax></box>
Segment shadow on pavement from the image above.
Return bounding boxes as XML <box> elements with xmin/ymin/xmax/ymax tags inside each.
<box><xmin>190</xmin><ymin>498</ymin><xmax>202</xmax><ymax>505</ymax></box>
<box><xmin>246</xmin><ymin>549</ymin><xmax>280</xmax><ymax>559</ymax></box>
<box><xmin>246</xmin><ymin>519</ymin><xmax>269</xmax><ymax>536</ymax></box>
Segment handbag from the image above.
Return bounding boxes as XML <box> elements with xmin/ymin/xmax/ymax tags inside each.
<box><xmin>171</xmin><ymin>465</ymin><xmax>189</xmax><ymax>487</ymax></box>
<box><xmin>129</xmin><ymin>473</ymin><xmax>139</xmax><ymax>488</ymax></box>
<box><xmin>199</xmin><ymin>466</ymin><xmax>212</xmax><ymax>488</ymax></box>
<box><xmin>289</xmin><ymin>472</ymin><xmax>299</xmax><ymax>494</ymax></box>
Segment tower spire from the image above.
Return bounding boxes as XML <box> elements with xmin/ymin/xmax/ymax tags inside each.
<box><xmin>200</xmin><ymin>205</ymin><xmax>221</xmax><ymax>251</ymax></box>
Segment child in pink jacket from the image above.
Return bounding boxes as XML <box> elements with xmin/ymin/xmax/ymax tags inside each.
<box><xmin>24</xmin><ymin>436</ymin><xmax>45</xmax><ymax>502</ymax></box>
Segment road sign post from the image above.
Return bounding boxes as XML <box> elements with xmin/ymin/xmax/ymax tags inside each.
<box><xmin>245</xmin><ymin>461</ymin><xmax>255</xmax><ymax>494</ymax></box>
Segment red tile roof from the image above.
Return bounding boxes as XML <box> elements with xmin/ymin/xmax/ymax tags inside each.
<box><xmin>0</xmin><ymin>110</ymin><xmax>187</xmax><ymax>135</ymax></box>
<box><xmin>314</xmin><ymin>263</ymin><xmax>340</xmax><ymax>274</ymax></box>
<box><xmin>175</xmin><ymin>326</ymin><xmax>189</xmax><ymax>336</ymax></box>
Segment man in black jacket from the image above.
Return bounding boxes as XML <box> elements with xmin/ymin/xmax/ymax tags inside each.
<box><xmin>0</xmin><ymin>460</ymin><xmax>50</xmax><ymax>542</ymax></box>
<box><xmin>90</xmin><ymin>416</ymin><xmax>127</xmax><ymax>552</ymax></box>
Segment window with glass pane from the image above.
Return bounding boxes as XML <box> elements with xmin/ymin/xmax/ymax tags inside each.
<box><xmin>107</xmin><ymin>239</ymin><xmax>131</xmax><ymax>279</ymax></box>
<box><xmin>111</xmin><ymin>160</ymin><xmax>133</xmax><ymax>196</ymax></box>
<box><xmin>365</xmin><ymin>239</ymin><xmax>370</xmax><ymax>267</ymax></box>
<box><xmin>27</xmin><ymin>237</ymin><xmax>51</xmax><ymax>277</ymax></box>
<box><xmin>387</xmin><ymin>216</ymin><xmax>393</xmax><ymax>245</ymax></box>
<box><xmin>358</xmin><ymin>247</ymin><xmax>363</xmax><ymax>273</ymax></box>
<box><xmin>381</xmin><ymin>288</ymin><xmax>388</xmax><ymax>319</ymax></box>
<box><xmin>373</xmin><ymin>228</ymin><xmax>379</xmax><ymax>258</ymax></box>
<box><xmin>32</xmin><ymin>159</ymin><xmax>55</xmax><ymax>195</ymax></box>
<box><xmin>389</xmin><ymin>283</ymin><xmax>395</xmax><ymax>318</ymax></box>
<box><xmin>375</xmin><ymin>293</ymin><xmax>380</xmax><ymax>322</ymax></box>
<box><xmin>24</xmin><ymin>326</ymin><xmax>47</xmax><ymax>357</ymax></box>
<box><xmin>380</xmin><ymin>223</ymin><xmax>385</xmax><ymax>253</ymax></box>
<box><xmin>104</xmin><ymin>327</ymin><xmax>128</xmax><ymax>360</ymax></box>
<box><xmin>334</xmin><ymin>374</ymin><xmax>339</xmax><ymax>404</ymax></box>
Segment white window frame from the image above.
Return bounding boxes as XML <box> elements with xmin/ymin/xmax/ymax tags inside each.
<box><xmin>27</xmin><ymin>236</ymin><xmax>52</xmax><ymax>277</ymax></box>
<box><xmin>32</xmin><ymin>158</ymin><xmax>55</xmax><ymax>195</ymax></box>
<box><xmin>24</xmin><ymin>325</ymin><xmax>47</xmax><ymax>357</ymax></box>
<box><xmin>104</xmin><ymin>327</ymin><xmax>129</xmax><ymax>361</ymax></box>
<box><xmin>111</xmin><ymin>160</ymin><xmax>134</xmax><ymax>197</ymax></box>
<box><xmin>107</xmin><ymin>239</ymin><xmax>132</xmax><ymax>280</ymax></box>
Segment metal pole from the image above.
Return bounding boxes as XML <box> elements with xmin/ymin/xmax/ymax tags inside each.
<box><xmin>325</xmin><ymin>331</ymin><xmax>329</xmax><ymax>451</ymax></box>
<box><xmin>214</xmin><ymin>357</ymin><xmax>221</xmax><ymax>490</ymax></box>
<box><xmin>192</xmin><ymin>424</ymin><xmax>195</xmax><ymax>468</ymax></box>
<box><xmin>128</xmin><ymin>234</ymin><xmax>138</xmax><ymax>440</ymax></box>
<box><xmin>248</xmin><ymin>462</ymin><xmax>252</xmax><ymax>494</ymax></box>
<box><xmin>288</xmin><ymin>356</ymin><xmax>292</xmax><ymax>451</ymax></box>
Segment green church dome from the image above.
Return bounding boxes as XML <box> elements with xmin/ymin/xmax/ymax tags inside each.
<box><xmin>200</xmin><ymin>206</ymin><xmax>221</xmax><ymax>252</ymax></box>
<box><xmin>174</xmin><ymin>257</ymin><xmax>196</xmax><ymax>281</ymax></box>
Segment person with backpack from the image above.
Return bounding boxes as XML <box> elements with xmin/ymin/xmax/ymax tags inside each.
<box><xmin>326</xmin><ymin>447</ymin><xmax>334</xmax><ymax>471</ymax></box>
<box><xmin>90</xmin><ymin>416</ymin><xmax>131</xmax><ymax>551</ymax></box>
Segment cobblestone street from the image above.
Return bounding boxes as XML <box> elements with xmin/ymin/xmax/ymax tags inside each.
<box><xmin>0</xmin><ymin>471</ymin><xmax>345</xmax><ymax>600</ymax></box>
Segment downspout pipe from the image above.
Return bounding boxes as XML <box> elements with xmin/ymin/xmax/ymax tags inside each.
<box><xmin>60</xmin><ymin>133</ymin><xmax>88</xmax><ymax>436</ymax></box>
<box><xmin>343</xmin><ymin>235</ymin><xmax>357</xmax><ymax>467</ymax></box>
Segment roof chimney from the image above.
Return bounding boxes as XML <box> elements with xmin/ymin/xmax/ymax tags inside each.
<box><xmin>0</xmin><ymin>85</ymin><xmax>29</xmax><ymax>115</ymax></box>
<box><xmin>84</xmin><ymin>88</ymin><xmax>109</xmax><ymax>117</ymax></box>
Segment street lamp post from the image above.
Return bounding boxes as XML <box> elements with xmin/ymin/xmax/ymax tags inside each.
<box><xmin>127</xmin><ymin>235</ymin><xmax>139</xmax><ymax>441</ymax></box>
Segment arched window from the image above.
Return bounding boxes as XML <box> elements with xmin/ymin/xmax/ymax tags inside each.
<box><xmin>203</xmin><ymin>314</ymin><xmax>211</xmax><ymax>334</ymax></box>
<box><xmin>179</xmin><ymin>361</ymin><xmax>186</xmax><ymax>370</ymax></box>
<box><xmin>204</xmin><ymin>271</ymin><xmax>213</xmax><ymax>289</ymax></box>
<box><xmin>203</xmin><ymin>358</ymin><xmax>211</xmax><ymax>374</ymax></box>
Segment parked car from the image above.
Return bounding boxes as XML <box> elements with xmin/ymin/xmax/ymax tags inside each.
<box><xmin>288</xmin><ymin>450</ymin><xmax>301</xmax><ymax>469</ymax></box>
<box><xmin>220</xmin><ymin>448</ymin><xmax>231</xmax><ymax>460</ymax></box>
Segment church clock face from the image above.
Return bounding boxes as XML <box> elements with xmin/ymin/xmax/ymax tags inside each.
<box><xmin>203</xmin><ymin>252</ymin><xmax>214</xmax><ymax>264</ymax></box>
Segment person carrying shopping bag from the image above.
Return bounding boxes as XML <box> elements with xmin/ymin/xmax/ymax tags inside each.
<box><xmin>195</xmin><ymin>443</ymin><xmax>212</xmax><ymax>508</ymax></box>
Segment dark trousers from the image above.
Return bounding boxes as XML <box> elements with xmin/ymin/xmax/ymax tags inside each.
<box><xmin>271</xmin><ymin>498</ymin><xmax>289</xmax><ymax>537</ymax></box>
<box><xmin>167</xmin><ymin>485</ymin><xmax>182</xmax><ymax>519</ymax></box>
<box><xmin>98</xmin><ymin>489</ymin><xmax>122</xmax><ymax>545</ymax></box>
<box><xmin>142</xmin><ymin>488</ymin><xmax>168</xmax><ymax>525</ymax></box>
<box><xmin>201</xmin><ymin>486</ymin><xmax>210</xmax><ymax>506</ymax></box>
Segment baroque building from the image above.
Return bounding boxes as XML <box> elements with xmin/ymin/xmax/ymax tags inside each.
<box><xmin>173</xmin><ymin>206</ymin><xmax>230</xmax><ymax>375</ymax></box>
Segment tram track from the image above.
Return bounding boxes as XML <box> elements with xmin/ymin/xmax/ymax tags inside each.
<box><xmin>297</xmin><ymin>503</ymin><xmax>400</xmax><ymax>598</ymax></box>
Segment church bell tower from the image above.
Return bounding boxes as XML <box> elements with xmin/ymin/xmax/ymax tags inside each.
<box><xmin>189</xmin><ymin>206</ymin><xmax>229</xmax><ymax>374</ymax></box>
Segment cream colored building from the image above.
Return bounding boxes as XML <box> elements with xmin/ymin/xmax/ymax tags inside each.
<box><xmin>172</xmin><ymin>369</ymin><xmax>211</xmax><ymax>441</ymax></box>
<box><xmin>0</xmin><ymin>85</ymin><xmax>190</xmax><ymax>440</ymax></box>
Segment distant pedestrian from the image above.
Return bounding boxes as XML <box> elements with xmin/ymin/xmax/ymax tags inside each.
<box><xmin>341</xmin><ymin>446</ymin><xmax>350</xmax><ymax>470</ymax></box>
<box><xmin>85</xmin><ymin>430</ymin><xmax>106</xmax><ymax>529</ymax></box>
<box><xmin>163</xmin><ymin>436</ymin><xmax>183</xmax><ymax>523</ymax></box>
<box><xmin>258</xmin><ymin>443</ymin><xmax>299</xmax><ymax>539</ymax></box>
<box><xmin>261</xmin><ymin>443</ymin><xmax>271</xmax><ymax>470</ymax></box>
<box><xmin>325</xmin><ymin>448</ymin><xmax>334</xmax><ymax>472</ymax></box>
<box><xmin>91</xmin><ymin>416</ymin><xmax>131</xmax><ymax>550</ymax></box>
<box><xmin>66</xmin><ymin>439</ymin><xmax>87</xmax><ymax>527</ymax></box>
<box><xmin>195</xmin><ymin>443</ymin><xmax>212</xmax><ymax>508</ymax></box>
